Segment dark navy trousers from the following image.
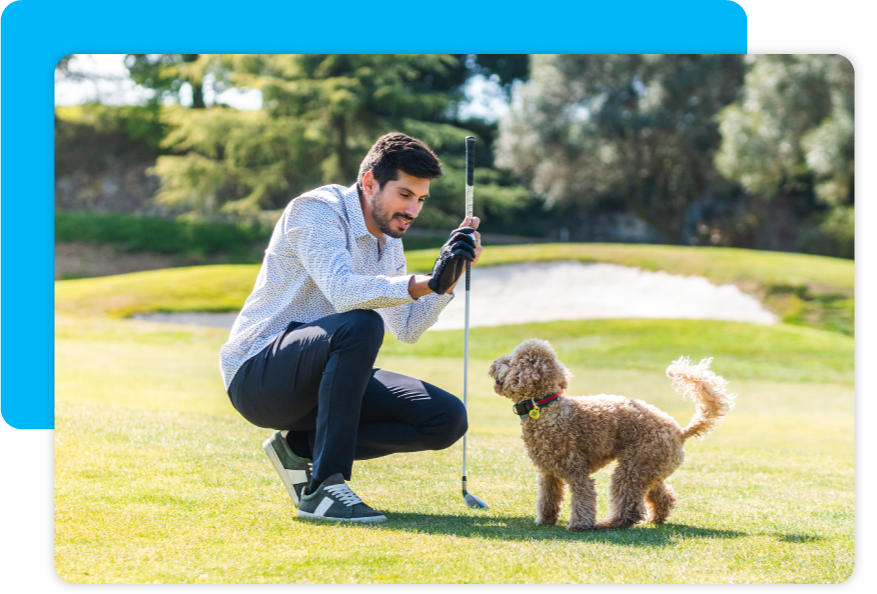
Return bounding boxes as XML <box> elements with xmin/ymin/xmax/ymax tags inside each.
<box><xmin>228</xmin><ymin>310</ymin><xmax>468</xmax><ymax>483</ymax></box>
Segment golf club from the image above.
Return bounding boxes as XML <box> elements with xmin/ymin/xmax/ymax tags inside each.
<box><xmin>462</xmin><ymin>135</ymin><xmax>489</xmax><ymax>510</ymax></box>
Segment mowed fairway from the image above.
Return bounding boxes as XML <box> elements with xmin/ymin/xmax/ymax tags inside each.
<box><xmin>54</xmin><ymin>248</ymin><xmax>854</xmax><ymax>584</ymax></box>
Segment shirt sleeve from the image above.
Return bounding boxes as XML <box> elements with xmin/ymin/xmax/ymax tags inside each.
<box><xmin>280</xmin><ymin>199</ymin><xmax>416</xmax><ymax>312</ymax></box>
<box><xmin>378</xmin><ymin>250</ymin><xmax>455</xmax><ymax>344</ymax></box>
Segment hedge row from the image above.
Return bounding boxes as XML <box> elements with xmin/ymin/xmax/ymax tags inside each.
<box><xmin>55</xmin><ymin>210</ymin><xmax>451</xmax><ymax>259</ymax></box>
<box><xmin>55</xmin><ymin>211</ymin><xmax>272</xmax><ymax>259</ymax></box>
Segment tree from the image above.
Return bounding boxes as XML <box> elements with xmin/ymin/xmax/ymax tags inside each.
<box><xmin>151</xmin><ymin>54</ymin><xmax>473</xmax><ymax>220</ymax></box>
<box><xmin>223</xmin><ymin>54</ymin><xmax>469</xmax><ymax>182</ymax></box>
<box><xmin>495</xmin><ymin>54</ymin><xmax>744</xmax><ymax>244</ymax></box>
<box><xmin>714</xmin><ymin>54</ymin><xmax>853</xmax><ymax>257</ymax></box>
<box><xmin>149</xmin><ymin>54</ymin><xmax>534</xmax><ymax>226</ymax></box>
<box><xmin>465</xmin><ymin>54</ymin><xmax>530</xmax><ymax>96</ymax></box>
<box><xmin>126</xmin><ymin>54</ymin><xmax>211</xmax><ymax>108</ymax></box>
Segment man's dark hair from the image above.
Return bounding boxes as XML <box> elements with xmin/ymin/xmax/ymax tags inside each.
<box><xmin>357</xmin><ymin>132</ymin><xmax>443</xmax><ymax>191</ymax></box>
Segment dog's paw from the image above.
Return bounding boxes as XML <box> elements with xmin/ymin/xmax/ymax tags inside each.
<box><xmin>595</xmin><ymin>518</ymin><xmax>637</xmax><ymax>530</ymax></box>
<box><xmin>534</xmin><ymin>515</ymin><xmax>559</xmax><ymax>526</ymax></box>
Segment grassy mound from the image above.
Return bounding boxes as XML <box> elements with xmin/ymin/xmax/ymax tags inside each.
<box><xmin>56</xmin><ymin>264</ymin><xmax>254</xmax><ymax>318</ymax></box>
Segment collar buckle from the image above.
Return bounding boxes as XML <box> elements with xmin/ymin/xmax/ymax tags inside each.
<box><xmin>513</xmin><ymin>393</ymin><xmax>559</xmax><ymax>420</ymax></box>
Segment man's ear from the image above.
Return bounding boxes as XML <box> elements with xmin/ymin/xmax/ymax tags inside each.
<box><xmin>362</xmin><ymin>171</ymin><xmax>378</xmax><ymax>197</ymax></box>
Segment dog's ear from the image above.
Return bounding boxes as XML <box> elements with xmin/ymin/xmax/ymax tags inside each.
<box><xmin>489</xmin><ymin>355</ymin><xmax>511</xmax><ymax>380</ymax></box>
<box><xmin>515</xmin><ymin>365</ymin><xmax>541</xmax><ymax>389</ymax></box>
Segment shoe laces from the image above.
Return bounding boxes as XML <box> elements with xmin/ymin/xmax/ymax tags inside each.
<box><xmin>324</xmin><ymin>483</ymin><xmax>364</xmax><ymax>507</ymax></box>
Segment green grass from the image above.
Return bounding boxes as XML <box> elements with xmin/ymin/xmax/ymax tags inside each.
<box><xmin>55</xmin><ymin>310</ymin><xmax>854</xmax><ymax>583</ymax></box>
<box><xmin>55</xmin><ymin>265</ymin><xmax>255</xmax><ymax>318</ymax></box>
<box><xmin>55</xmin><ymin>397</ymin><xmax>853</xmax><ymax>584</ymax></box>
<box><xmin>380</xmin><ymin>319</ymin><xmax>853</xmax><ymax>384</ymax></box>
<box><xmin>55</xmin><ymin>243</ymin><xmax>854</xmax><ymax>334</ymax></box>
<box><xmin>53</xmin><ymin>244</ymin><xmax>855</xmax><ymax>582</ymax></box>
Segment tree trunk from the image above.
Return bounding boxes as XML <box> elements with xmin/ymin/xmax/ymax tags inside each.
<box><xmin>335</xmin><ymin>115</ymin><xmax>354</xmax><ymax>182</ymax></box>
<box><xmin>191</xmin><ymin>83</ymin><xmax>205</xmax><ymax>109</ymax></box>
<box><xmin>181</xmin><ymin>54</ymin><xmax>205</xmax><ymax>109</ymax></box>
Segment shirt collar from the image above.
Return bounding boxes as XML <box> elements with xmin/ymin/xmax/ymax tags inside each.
<box><xmin>344</xmin><ymin>183</ymin><xmax>390</xmax><ymax>250</ymax></box>
<box><xmin>344</xmin><ymin>183</ymin><xmax>373</xmax><ymax>240</ymax></box>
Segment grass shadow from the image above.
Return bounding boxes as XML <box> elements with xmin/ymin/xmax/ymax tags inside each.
<box><xmin>775</xmin><ymin>532</ymin><xmax>825</xmax><ymax>544</ymax></box>
<box><xmin>298</xmin><ymin>513</ymin><xmax>748</xmax><ymax>547</ymax></box>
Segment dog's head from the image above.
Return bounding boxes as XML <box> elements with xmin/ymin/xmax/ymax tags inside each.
<box><xmin>488</xmin><ymin>339</ymin><xmax>573</xmax><ymax>403</ymax></box>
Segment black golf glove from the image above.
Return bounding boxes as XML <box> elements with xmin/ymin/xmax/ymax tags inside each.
<box><xmin>427</xmin><ymin>227</ymin><xmax>477</xmax><ymax>295</ymax></box>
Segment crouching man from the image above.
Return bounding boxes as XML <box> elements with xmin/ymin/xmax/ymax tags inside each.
<box><xmin>220</xmin><ymin>132</ymin><xmax>482</xmax><ymax>522</ymax></box>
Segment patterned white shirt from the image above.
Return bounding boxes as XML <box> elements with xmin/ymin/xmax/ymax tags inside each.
<box><xmin>219</xmin><ymin>183</ymin><xmax>454</xmax><ymax>389</ymax></box>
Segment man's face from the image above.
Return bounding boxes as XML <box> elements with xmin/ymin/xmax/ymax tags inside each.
<box><xmin>368</xmin><ymin>172</ymin><xmax>430</xmax><ymax>239</ymax></box>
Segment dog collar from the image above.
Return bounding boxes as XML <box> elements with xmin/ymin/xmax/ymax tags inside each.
<box><xmin>513</xmin><ymin>393</ymin><xmax>559</xmax><ymax>420</ymax></box>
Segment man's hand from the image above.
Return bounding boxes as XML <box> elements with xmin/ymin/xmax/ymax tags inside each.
<box><xmin>463</xmin><ymin>216</ymin><xmax>482</xmax><ymax>265</ymax></box>
<box><xmin>443</xmin><ymin>216</ymin><xmax>482</xmax><ymax>294</ymax></box>
<box><xmin>426</xmin><ymin>225</ymin><xmax>476</xmax><ymax>295</ymax></box>
<box><xmin>408</xmin><ymin>216</ymin><xmax>483</xmax><ymax>299</ymax></box>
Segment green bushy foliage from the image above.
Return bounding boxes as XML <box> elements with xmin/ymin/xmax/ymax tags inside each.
<box><xmin>55</xmin><ymin>211</ymin><xmax>271</xmax><ymax>259</ymax></box>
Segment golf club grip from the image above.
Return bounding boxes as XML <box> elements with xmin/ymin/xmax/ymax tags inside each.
<box><xmin>465</xmin><ymin>136</ymin><xmax>475</xmax><ymax>218</ymax></box>
<box><xmin>466</xmin><ymin>136</ymin><xmax>475</xmax><ymax>186</ymax></box>
<box><xmin>466</xmin><ymin>261</ymin><xmax>471</xmax><ymax>291</ymax></box>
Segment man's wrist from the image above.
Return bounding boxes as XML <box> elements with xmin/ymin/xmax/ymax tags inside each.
<box><xmin>408</xmin><ymin>274</ymin><xmax>435</xmax><ymax>300</ymax></box>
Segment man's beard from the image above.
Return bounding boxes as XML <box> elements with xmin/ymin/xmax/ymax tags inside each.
<box><xmin>372</xmin><ymin>192</ymin><xmax>414</xmax><ymax>239</ymax></box>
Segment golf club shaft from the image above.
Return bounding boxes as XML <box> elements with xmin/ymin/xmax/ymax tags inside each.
<box><xmin>462</xmin><ymin>136</ymin><xmax>475</xmax><ymax>492</ymax></box>
<box><xmin>463</xmin><ymin>268</ymin><xmax>470</xmax><ymax>483</ymax></box>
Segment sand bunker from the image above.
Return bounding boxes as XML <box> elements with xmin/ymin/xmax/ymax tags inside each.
<box><xmin>430</xmin><ymin>261</ymin><xmax>776</xmax><ymax>330</ymax></box>
<box><xmin>130</xmin><ymin>261</ymin><xmax>777</xmax><ymax>330</ymax></box>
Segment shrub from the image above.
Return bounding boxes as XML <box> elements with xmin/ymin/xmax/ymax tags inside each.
<box><xmin>55</xmin><ymin>211</ymin><xmax>271</xmax><ymax>259</ymax></box>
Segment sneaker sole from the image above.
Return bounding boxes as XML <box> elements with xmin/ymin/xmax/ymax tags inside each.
<box><xmin>262</xmin><ymin>436</ymin><xmax>305</xmax><ymax>507</ymax></box>
<box><xmin>297</xmin><ymin>510</ymin><xmax>387</xmax><ymax>523</ymax></box>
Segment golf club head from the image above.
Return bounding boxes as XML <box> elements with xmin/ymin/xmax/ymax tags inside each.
<box><xmin>463</xmin><ymin>491</ymin><xmax>489</xmax><ymax>509</ymax></box>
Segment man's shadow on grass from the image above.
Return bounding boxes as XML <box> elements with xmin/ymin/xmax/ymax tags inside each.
<box><xmin>300</xmin><ymin>512</ymin><xmax>748</xmax><ymax>546</ymax></box>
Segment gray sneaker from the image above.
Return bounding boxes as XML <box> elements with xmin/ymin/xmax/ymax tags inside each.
<box><xmin>263</xmin><ymin>431</ymin><xmax>312</xmax><ymax>507</ymax></box>
<box><xmin>298</xmin><ymin>473</ymin><xmax>387</xmax><ymax>523</ymax></box>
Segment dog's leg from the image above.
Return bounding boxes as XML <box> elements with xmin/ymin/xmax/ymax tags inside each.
<box><xmin>535</xmin><ymin>470</ymin><xmax>564</xmax><ymax>526</ymax></box>
<box><xmin>645</xmin><ymin>480</ymin><xmax>677</xmax><ymax>524</ymax></box>
<box><xmin>565</xmin><ymin>474</ymin><xmax>597</xmax><ymax>531</ymax></box>
<box><xmin>596</xmin><ymin>462</ymin><xmax>649</xmax><ymax>530</ymax></box>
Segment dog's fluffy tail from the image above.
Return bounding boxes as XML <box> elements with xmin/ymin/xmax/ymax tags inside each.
<box><xmin>666</xmin><ymin>357</ymin><xmax>735</xmax><ymax>441</ymax></box>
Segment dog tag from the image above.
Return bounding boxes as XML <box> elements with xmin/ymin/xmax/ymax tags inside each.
<box><xmin>529</xmin><ymin>406</ymin><xmax>541</xmax><ymax>420</ymax></box>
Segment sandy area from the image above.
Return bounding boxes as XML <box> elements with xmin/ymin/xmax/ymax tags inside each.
<box><xmin>432</xmin><ymin>261</ymin><xmax>776</xmax><ymax>329</ymax></box>
<box><xmin>130</xmin><ymin>261</ymin><xmax>777</xmax><ymax>330</ymax></box>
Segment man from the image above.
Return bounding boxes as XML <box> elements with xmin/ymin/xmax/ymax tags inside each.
<box><xmin>220</xmin><ymin>132</ymin><xmax>482</xmax><ymax>523</ymax></box>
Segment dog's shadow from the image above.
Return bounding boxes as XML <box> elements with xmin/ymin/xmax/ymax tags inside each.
<box><xmin>307</xmin><ymin>512</ymin><xmax>748</xmax><ymax>546</ymax></box>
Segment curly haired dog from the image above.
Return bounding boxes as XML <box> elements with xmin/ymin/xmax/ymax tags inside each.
<box><xmin>488</xmin><ymin>339</ymin><xmax>735</xmax><ymax>531</ymax></box>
